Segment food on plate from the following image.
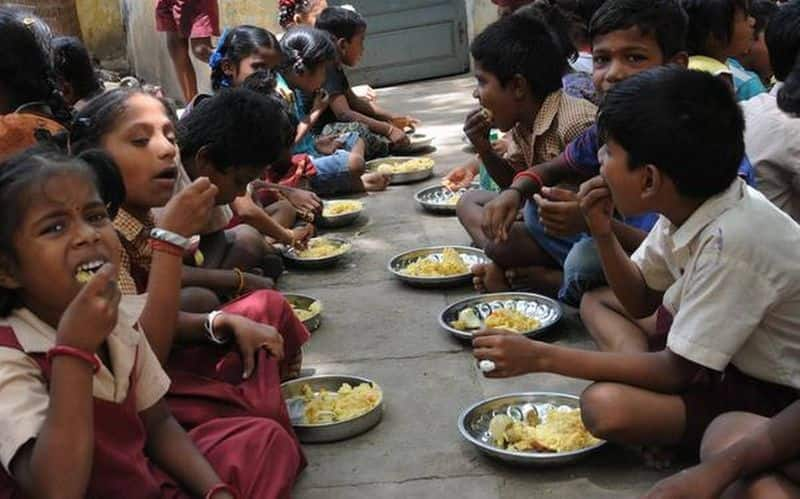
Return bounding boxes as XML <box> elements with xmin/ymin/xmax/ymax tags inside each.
<box><xmin>323</xmin><ymin>200</ymin><xmax>363</xmax><ymax>217</ymax></box>
<box><xmin>294</xmin><ymin>238</ymin><xmax>349</xmax><ymax>259</ymax></box>
<box><xmin>450</xmin><ymin>308</ymin><xmax>482</xmax><ymax>330</ymax></box>
<box><xmin>291</xmin><ymin>300</ymin><xmax>321</xmax><ymax>322</ymax></box>
<box><xmin>489</xmin><ymin>407</ymin><xmax>601</xmax><ymax>453</ymax></box>
<box><xmin>300</xmin><ymin>382</ymin><xmax>382</xmax><ymax>424</ymax></box>
<box><xmin>402</xmin><ymin>247</ymin><xmax>469</xmax><ymax>277</ymax></box>
<box><xmin>484</xmin><ymin>308</ymin><xmax>539</xmax><ymax>333</ymax></box>
<box><xmin>376</xmin><ymin>157</ymin><xmax>434</xmax><ymax>175</ymax></box>
<box><xmin>444</xmin><ymin>192</ymin><xmax>462</xmax><ymax>205</ymax></box>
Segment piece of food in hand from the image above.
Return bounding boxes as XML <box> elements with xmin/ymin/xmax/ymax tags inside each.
<box><xmin>450</xmin><ymin>307</ymin><xmax>482</xmax><ymax>330</ymax></box>
<box><xmin>74</xmin><ymin>260</ymin><xmax>106</xmax><ymax>284</ymax></box>
<box><xmin>479</xmin><ymin>107</ymin><xmax>494</xmax><ymax>122</ymax></box>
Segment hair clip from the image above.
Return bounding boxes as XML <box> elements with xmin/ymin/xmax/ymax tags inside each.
<box><xmin>22</xmin><ymin>17</ymin><xmax>35</xmax><ymax>26</ymax></box>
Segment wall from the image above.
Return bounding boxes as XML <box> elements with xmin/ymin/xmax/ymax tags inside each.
<box><xmin>75</xmin><ymin>0</ymin><xmax>126</xmax><ymax>60</ymax></box>
<box><xmin>7</xmin><ymin>0</ymin><xmax>82</xmax><ymax>38</ymax></box>
<box><xmin>465</xmin><ymin>0</ymin><xmax>496</xmax><ymax>47</ymax></box>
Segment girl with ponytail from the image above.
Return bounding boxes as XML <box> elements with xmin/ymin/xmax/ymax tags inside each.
<box><xmin>208</xmin><ymin>25</ymin><xmax>282</xmax><ymax>91</ymax></box>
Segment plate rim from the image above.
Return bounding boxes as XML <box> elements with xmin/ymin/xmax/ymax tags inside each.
<box><xmin>457</xmin><ymin>391</ymin><xmax>606</xmax><ymax>460</ymax></box>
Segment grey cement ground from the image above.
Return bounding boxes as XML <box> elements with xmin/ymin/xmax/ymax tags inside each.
<box><xmin>283</xmin><ymin>75</ymin><xmax>674</xmax><ymax>499</ymax></box>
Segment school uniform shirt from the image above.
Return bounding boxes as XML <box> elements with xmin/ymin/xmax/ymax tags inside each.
<box><xmin>0</xmin><ymin>295</ymin><xmax>170</xmax><ymax>473</ymax></box>
<box><xmin>505</xmin><ymin>89</ymin><xmax>597</xmax><ymax>170</ymax></box>
<box><xmin>728</xmin><ymin>57</ymin><xmax>767</xmax><ymax>102</ymax></box>
<box><xmin>741</xmin><ymin>83</ymin><xmax>800</xmax><ymax>223</ymax></box>
<box><xmin>632</xmin><ymin>178</ymin><xmax>800</xmax><ymax>389</ymax></box>
<box><xmin>114</xmin><ymin>209</ymin><xmax>158</xmax><ymax>295</ymax></box>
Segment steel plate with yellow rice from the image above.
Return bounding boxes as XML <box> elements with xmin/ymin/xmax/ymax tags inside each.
<box><xmin>388</xmin><ymin>246</ymin><xmax>489</xmax><ymax>288</ymax></box>
<box><xmin>366</xmin><ymin>156</ymin><xmax>435</xmax><ymax>184</ymax></box>
<box><xmin>319</xmin><ymin>200</ymin><xmax>364</xmax><ymax>228</ymax></box>
<box><xmin>281</xmin><ymin>237</ymin><xmax>351</xmax><ymax>269</ymax></box>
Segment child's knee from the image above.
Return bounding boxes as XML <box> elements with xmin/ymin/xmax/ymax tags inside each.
<box><xmin>580</xmin><ymin>383</ymin><xmax>630</xmax><ymax>439</ymax></box>
<box><xmin>180</xmin><ymin>287</ymin><xmax>222</xmax><ymax>313</ymax></box>
<box><xmin>579</xmin><ymin>288</ymin><xmax>604</xmax><ymax>325</ymax></box>
<box><xmin>700</xmin><ymin>412</ymin><xmax>766</xmax><ymax>461</ymax></box>
<box><xmin>347</xmin><ymin>153</ymin><xmax>366</xmax><ymax>176</ymax></box>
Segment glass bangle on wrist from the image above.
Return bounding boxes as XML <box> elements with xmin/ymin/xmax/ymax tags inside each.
<box><xmin>47</xmin><ymin>345</ymin><xmax>101</xmax><ymax>373</ymax></box>
<box><xmin>204</xmin><ymin>310</ymin><xmax>229</xmax><ymax>344</ymax></box>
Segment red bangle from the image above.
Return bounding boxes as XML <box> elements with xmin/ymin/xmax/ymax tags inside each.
<box><xmin>47</xmin><ymin>346</ymin><xmax>100</xmax><ymax>373</ymax></box>
<box><xmin>150</xmin><ymin>238</ymin><xmax>185</xmax><ymax>257</ymax></box>
<box><xmin>205</xmin><ymin>483</ymin><xmax>238</xmax><ymax>499</ymax></box>
<box><xmin>512</xmin><ymin>170</ymin><xmax>544</xmax><ymax>189</ymax></box>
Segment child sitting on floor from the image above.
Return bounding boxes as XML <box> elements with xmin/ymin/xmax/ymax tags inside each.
<box><xmin>71</xmin><ymin>88</ymin><xmax>311</xmax><ymax>432</ymax></box>
<box><xmin>279</xmin><ymin>27</ymin><xmax>388</xmax><ymax>194</ymax></box>
<box><xmin>644</xmin><ymin>401</ymin><xmax>800</xmax><ymax>498</ymax></box>
<box><xmin>472</xmin><ymin>0</ymin><xmax>687</xmax><ymax>301</ymax></box>
<box><xmin>313</xmin><ymin>6</ymin><xmax>419</xmax><ymax>159</ymax></box>
<box><xmin>0</xmin><ymin>146</ymin><xmax>302</xmax><ymax>498</ymax></box>
<box><xmin>474</xmin><ymin>67</ymin><xmax>800</xmax><ymax>459</ymax></box>
<box><xmin>742</xmin><ymin>0</ymin><xmax>800</xmax><ymax>222</ymax></box>
<box><xmin>681</xmin><ymin>0</ymin><xmax>765</xmax><ymax>100</ymax></box>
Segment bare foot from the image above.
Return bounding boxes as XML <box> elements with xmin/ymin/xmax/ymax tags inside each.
<box><xmin>472</xmin><ymin>262</ymin><xmax>510</xmax><ymax>293</ymax></box>
<box><xmin>505</xmin><ymin>266</ymin><xmax>540</xmax><ymax>290</ymax></box>
<box><xmin>362</xmin><ymin>172</ymin><xmax>391</xmax><ymax>191</ymax></box>
<box><xmin>633</xmin><ymin>445</ymin><xmax>678</xmax><ymax>470</ymax></box>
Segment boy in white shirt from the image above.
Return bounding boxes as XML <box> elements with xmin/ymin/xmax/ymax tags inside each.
<box><xmin>473</xmin><ymin>67</ymin><xmax>800</xmax><ymax>453</ymax></box>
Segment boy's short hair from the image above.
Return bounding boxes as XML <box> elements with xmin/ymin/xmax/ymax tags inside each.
<box><xmin>315</xmin><ymin>6</ymin><xmax>367</xmax><ymax>41</ymax></box>
<box><xmin>470</xmin><ymin>9</ymin><xmax>569</xmax><ymax>100</ymax></box>
<box><xmin>177</xmin><ymin>88</ymin><xmax>290</xmax><ymax>172</ymax></box>
<box><xmin>589</xmin><ymin>0</ymin><xmax>688</xmax><ymax>59</ymax></box>
<box><xmin>598</xmin><ymin>67</ymin><xmax>744</xmax><ymax>199</ymax></box>
<box><xmin>680</xmin><ymin>0</ymin><xmax>749</xmax><ymax>55</ymax></box>
<box><xmin>765</xmin><ymin>0</ymin><xmax>800</xmax><ymax>82</ymax></box>
<box><xmin>749</xmin><ymin>0</ymin><xmax>778</xmax><ymax>35</ymax></box>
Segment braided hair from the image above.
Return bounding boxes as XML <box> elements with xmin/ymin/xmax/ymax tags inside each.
<box><xmin>278</xmin><ymin>0</ymin><xmax>324</xmax><ymax>29</ymax></box>
<box><xmin>209</xmin><ymin>25</ymin><xmax>280</xmax><ymax>90</ymax></box>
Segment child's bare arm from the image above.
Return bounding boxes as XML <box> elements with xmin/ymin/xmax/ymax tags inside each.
<box><xmin>473</xmin><ymin>331</ymin><xmax>700</xmax><ymax>392</ymax></box>
<box><xmin>181</xmin><ymin>266</ymin><xmax>274</xmax><ymax>294</ymax></box>
<box><xmin>12</xmin><ymin>266</ymin><xmax>121</xmax><ymax>498</ymax></box>
<box><xmin>347</xmin><ymin>89</ymin><xmax>394</xmax><ymax>121</ymax></box>
<box><xmin>609</xmin><ymin>219</ymin><xmax>648</xmax><ymax>254</ymax></box>
<box><xmin>644</xmin><ymin>401</ymin><xmax>800</xmax><ymax>499</ymax></box>
<box><xmin>332</xmin><ymin>94</ymin><xmax>391</xmax><ymax>133</ymax></box>
<box><xmin>579</xmin><ymin>177</ymin><xmax>663</xmax><ymax>318</ymax></box>
<box><xmin>231</xmin><ymin>196</ymin><xmax>295</xmax><ymax>246</ymax></box>
<box><xmin>140</xmin><ymin>400</ymin><xmax>233</xmax><ymax>498</ymax></box>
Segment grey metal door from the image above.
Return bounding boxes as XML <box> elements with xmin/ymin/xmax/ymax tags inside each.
<box><xmin>330</xmin><ymin>0</ymin><xmax>470</xmax><ymax>86</ymax></box>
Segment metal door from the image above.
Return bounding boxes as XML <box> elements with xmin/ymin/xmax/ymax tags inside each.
<box><xmin>330</xmin><ymin>0</ymin><xmax>470</xmax><ymax>86</ymax></box>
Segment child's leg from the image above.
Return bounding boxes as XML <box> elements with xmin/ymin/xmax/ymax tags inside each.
<box><xmin>455</xmin><ymin>190</ymin><xmax>498</xmax><ymax>249</ymax></box>
<box><xmin>199</xmin><ymin>225</ymin><xmax>282</xmax><ymax>281</ymax></box>
<box><xmin>701</xmin><ymin>413</ymin><xmax>800</xmax><ymax>499</ymax></box>
<box><xmin>580</xmin><ymin>382</ymin><xmax>687</xmax><ymax>445</ymax></box>
<box><xmin>165</xmin><ymin>31</ymin><xmax>197</xmax><ymax>103</ymax></box>
<box><xmin>559</xmin><ymin>237</ymin><xmax>607</xmax><ymax>307</ymax></box>
<box><xmin>580</xmin><ymin>287</ymin><xmax>658</xmax><ymax>353</ymax></box>
<box><xmin>189</xmin><ymin>36</ymin><xmax>214</xmax><ymax>63</ymax></box>
<box><xmin>473</xmin><ymin>222</ymin><xmax>562</xmax><ymax>294</ymax></box>
<box><xmin>264</xmin><ymin>199</ymin><xmax>297</xmax><ymax>229</ymax></box>
<box><xmin>180</xmin><ymin>287</ymin><xmax>221</xmax><ymax>313</ymax></box>
<box><xmin>187</xmin><ymin>417</ymin><xmax>304</xmax><ymax>498</ymax></box>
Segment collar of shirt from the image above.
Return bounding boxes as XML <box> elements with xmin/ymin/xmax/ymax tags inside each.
<box><xmin>668</xmin><ymin>178</ymin><xmax>745</xmax><ymax>252</ymax></box>
<box><xmin>114</xmin><ymin>208</ymin><xmax>155</xmax><ymax>243</ymax></box>
<box><xmin>770</xmin><ymin>82</ymin><xmax>784</xmax><ymax>98</ymax></box>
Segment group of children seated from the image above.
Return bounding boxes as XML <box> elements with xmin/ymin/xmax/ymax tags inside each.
<box><xmin>0</xmin><ymin>0</ymin><xmax>798</xmax><ymax>497</ymax></box>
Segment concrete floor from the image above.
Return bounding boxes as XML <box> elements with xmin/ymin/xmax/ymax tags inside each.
<box><xmin>282</xmin><ymin>75</ymin><xmax>674</xmax><ymax>499</ymax></box>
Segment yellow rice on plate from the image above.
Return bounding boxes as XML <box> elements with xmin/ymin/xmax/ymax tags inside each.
<box><xmin>376</xmin><ymin>158</ymin><xmax>434</xmax><ymax>175</ymax></box>
<box><xmin>300</xmin><ymin>382</ymin><xmax>382</xmax><ymax>424</ymax></box>
<box><xmin>489</xmin><ymin>407</ymin><xmax>601</xmax><ymax>453</ymax></box>
<box><xmin>402</xmin><ymin>247</ymin><xmax>469</xmax><ymax>277</ymax></box>
<box><xmin>295</xmin><ymin>238</ymin><xmax>350</xmax><ymax>259</ymax></box>
<box><xmin>323</xmin><ymin>200</ymin><xmax>363</xmax><ymax>217</ymax></box>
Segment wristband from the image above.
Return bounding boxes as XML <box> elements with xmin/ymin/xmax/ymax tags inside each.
<box><xmin>512</xmin><ymin>170</ymin><xmax>544</xmax><ymax>191</ymax></box>
<box><xmin>150</xmin><ymin>228</ymin><xmax>192</xmax><ymax>250</ymax></box>
<box><xmin>205</xmin><ymin>483</ymin><xmax>238</xmax><ymax>499</ymax></box>
<box><xmin>47</xmin><ymin>345</ymin><xmax>101</xmax><ymax>373</ymax></box>
<box><xmin>233</xmin><ymin>268</ymin><xmax>245</xmax><ymax>296</ymax></box>
<box><xmin>150</xmin><ymin>238</ymin><xmax>184</xmax><ymax>257</ymax></box>
<box><xmin>204</xmin><ymin>311</ymin><xmax>229</xmax><ymax>345</ymax></box>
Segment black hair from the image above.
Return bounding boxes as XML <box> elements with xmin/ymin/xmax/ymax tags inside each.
<box><xmin>766</xmin><ymin>0</ymin><xmax>800</xmax><ymax>114</ymax></box>
<box><xmin>210</xmin><ymin>25</ymin><xmax>280</xmax><ymax>91</ymax></box>
<box><xmin>0</xmin><ymin>8</ymin><xmax>71</xmax><ymax>125</ymax></box>
<box><xmin>279</xmin><ymin>27</ymin><xmax>337</xmax><ymax>75</ymax></box>
<box><xmin>176</xmin><ymin>88</ymin><xmax>292</xmax><ymax>173</ymax></box>
<box><xmin>470</xmin><ymin>8</ymin><xmax>570</xmax><ymax>100</ymax></box>
<box><xmin>589</xmin><ymin>0</ymin><xmax>688</xmax><ymax>59</ymax></box>
<box><xmin>534</xmin><ymin>0</ymin><xmax>597</xmax><ymax>47</ymax></box>
<box><xmin>680</xmin><ymin>0</ymin><xmax>750</xmax><ymax>55</ymax></box>
<box><xmin>576</xmin><ymin>0</ymin><xmax>609</xmax><ymax>23</ymax></box>
<box><xmin>52</xmin><ymin>36</ymin><xmax>103</xmax><ymax>104</ymax></box>
<box><xmin>9</xmin><ymin>8</ymin><xmax>52</xmax><ymax>57</ymax></box>
<box><xmin>750</xmin><ymin>0</ymin><xmax>779</xmax><ymax>35</ymax></box>
<box><xmin>598</xmin><ymin>67</ymin><xmax>743</xmax><ymax>199</ymax></box>
<box><xmin>315</xmin><ymin>7</ymin><xmax>367</xmax><ymax>41</ymax></box>
<box><xmin>70</xmin><ymin>88</ymin><xmax>169</xmax><ymax>153</ymax></box>
<box><xmin>241</xmin><ymin>70</ymin><xmax>298</xmax><ymax>150</ymax></box>
<box><xmin>519</xmin><ymin>2</ymin><xmax>579</xmax><ymax>64</ymax></box>
<box><xmin>278</xmin><ymin>0</ymin><xmax>325</xmax><ymax>29</ymax></box>
<box><xmin>0</xmin><ymin>144</ymin><xmax>125</xmax><ymax>316</ymax></box>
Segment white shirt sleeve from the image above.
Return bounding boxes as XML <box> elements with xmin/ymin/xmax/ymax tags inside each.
<box><xmin>666</xmin><ymin>250</ymin><xmax>776</xmax><ymax>371</ymax></box>
<box><xmin>0</xmin><ymin>348</ymin><xmax>48</xmax><ymax>474</ymax></box>
<box><xmin>630</xmin><ymin>217</ymin><xmax>675</xmax><ymax>292</ymax></box>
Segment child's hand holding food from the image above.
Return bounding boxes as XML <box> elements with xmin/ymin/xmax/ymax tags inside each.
<box><xmin>535</xmin><ymin>187</ymin><xmax>587</xmax><ymax>237</ymax></box>
<box><xmin>158</xmin><ymin>177</ymin><xmax>218</xmax><ymax>237</ymax></box>
<box><xmin>443</xmin><ymin>165</ymin><xmax>476</xmax><ymax>190</ymax></box>
<box><xmin>59</xmin><ymin>263</ymin><xmax>120</xmax><ymax>353</ymax></box>
<box><xmin>463</xmin><ymin>108</ymin><xmax>493</xmax><ymax>152</ymax></box>
<box><xmin>472</xmin><ymin>329</ymin><xmax>545</xmax><ymax>378</ymax></box>
<box><xmin>577</xmin><ymin>175</ymin><xmax>614</xmax><ymax>238</ymax></box>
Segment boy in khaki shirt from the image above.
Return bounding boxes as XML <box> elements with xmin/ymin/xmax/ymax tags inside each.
<box><xmin>473</xmin><ymin>68</ymin><xmax>800</xmax><ymax>454</ymax></box>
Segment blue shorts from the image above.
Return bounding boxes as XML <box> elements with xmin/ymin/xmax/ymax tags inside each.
<box><xmin>523</xmin><ymin>201</ymin><xmax>606</xmax><ymax>306</ymax></box>
<box><xmin>309</xmin><ymin>132</ymin><xmax>359</xmax><ymax>195</ymax></box>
